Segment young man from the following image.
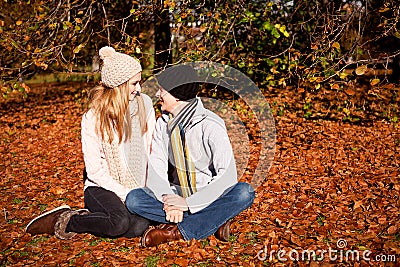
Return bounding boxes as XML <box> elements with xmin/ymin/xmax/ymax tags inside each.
<box><xmin>125</xmin><ymin>65</ymin><xmax>255</xmax><ymax>247</ymax></box>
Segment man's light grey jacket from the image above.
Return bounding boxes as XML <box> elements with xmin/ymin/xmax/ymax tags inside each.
<box><xmin>146</xmin><ymin>98</ymin><xmax>238</xmax><ymax>214</ymax></box>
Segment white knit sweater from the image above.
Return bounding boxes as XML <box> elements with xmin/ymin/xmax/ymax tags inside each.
<box><xmin>81</xmin><ymin>94</ymin><xmax>156</xmax><ymax>201</ymax></box>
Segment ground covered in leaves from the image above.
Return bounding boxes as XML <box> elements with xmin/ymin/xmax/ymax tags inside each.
<box><xmin>0</xmin><ymin>81</ymin><xmax>399</xmax><ymax>266</ymax></box>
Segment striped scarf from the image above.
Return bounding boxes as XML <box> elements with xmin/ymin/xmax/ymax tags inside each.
<box><xmin>168</xmin><ymin>98</ymin><xmax>198</xmax><ymax>198</ymax></box>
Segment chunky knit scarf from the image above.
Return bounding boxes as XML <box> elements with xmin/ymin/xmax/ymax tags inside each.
<box><xmin>101</xmin><ymin>98</ymin><xmax>146</xmax><ymax>189</ymax></box>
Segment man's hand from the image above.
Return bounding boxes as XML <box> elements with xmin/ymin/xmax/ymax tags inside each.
<box><xmin>165</xmin><ymin>209</ymin><xmax>183</xmax><ymax>223</ymax></box>
<box><xmin>162</xmin><ymin>194</ymin><xmax>188</xmax><ymax>223</ymax></box>
<box><xmin>162</xmin><ymin>194</ymin><xmax>188</xmax><ymax>211</ymax></box>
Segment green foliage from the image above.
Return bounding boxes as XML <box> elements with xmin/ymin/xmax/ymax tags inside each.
<box><xmin>163</xmin><ymin>0</ymin><xmax>400</xmax><ymax>96</ymax></box>
<box><xmin>13</xmin><ymin>198</ymin><xmax>23</xmax><ymax>204</ymax></box>
<box><xmin>169</xmin><ymin>0</ymin><xmax>292</xmax><ymax>87</ymax></box>
<box><xmin>144</xmin><ymin>255</ymin><xmax>160</xmax><ymax>267</ymax></box>
<box><xmin>317</xmin><ymin>214</ymin><xmax>326</xmax><ymax>226</ymax></box>
<box><xmin>28</xmin><ymin>236</ymin><xmax>49</xmax><ymax>246</ymax></box>
<box><xmin>1</xmin><ymin>0</ymin><xmax>400</xmax><ymax>115</ymax></box>
<box><xmin>38</xmin><ymin>204</ymin><xmax>48</xmax><ymax>211</ymax></box>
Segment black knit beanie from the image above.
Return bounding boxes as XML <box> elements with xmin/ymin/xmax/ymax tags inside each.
<box><xmin>155</xmin><ymin>65</ymin><xmax>199</xmax><ymax>101</ymax></box>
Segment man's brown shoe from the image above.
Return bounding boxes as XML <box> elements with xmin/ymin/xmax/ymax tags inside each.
<box><xmin>141</xmin><ymin>224</ymin><xmax>183</xmax><ymax>247</ymax></box>
<box><xmin>25</xmin><ymin>205</ymin><xmax>71</xmax><ymax>236</ymax></box>
<box><xmin>215</xmin><ymin>220</ymin><xmax>231</xmax><ymax>242</ymax></box>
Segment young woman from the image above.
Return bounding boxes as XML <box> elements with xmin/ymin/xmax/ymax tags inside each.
<box><xmin>26</xmin><ymin>46</ymin><xmax>156</xmax><ymax>239</ymax></box>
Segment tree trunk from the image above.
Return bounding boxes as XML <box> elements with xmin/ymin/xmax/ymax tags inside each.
<box><xmin>154</xmin><ymin>0</ymin><xmax>172</xmax><ymax>71</ymax></box>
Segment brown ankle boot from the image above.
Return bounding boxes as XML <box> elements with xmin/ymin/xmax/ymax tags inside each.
<box><xmin>26</xmin><ymin>205</ymin><xmax>71</xmax><ymax>236</ymax></box>
<box><xmin>54</xmin><ymin>210</ymin><xmax>79</xmax><ymax>240</ymax></box>
<box><xmin>215</xmin><ymin>220</ymin><xmax>231</xmax><ymax>242</ymax></box>
<box><xmin>141</xmin><ymin>224</ymin><xmax>183</xmax><ymax>247</ymax></box>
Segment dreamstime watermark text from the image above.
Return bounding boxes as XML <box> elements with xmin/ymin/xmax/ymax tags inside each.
<box><xmin>257</xmin><ymin>239</ymin><xmax>397</xmax><ymax>263</ymax></box>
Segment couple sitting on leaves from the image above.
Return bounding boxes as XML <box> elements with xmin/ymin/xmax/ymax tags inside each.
<box><xmin>26</xmin><ymin>47</ymin><xmax>255</xmax><ymax>247</ymax></box>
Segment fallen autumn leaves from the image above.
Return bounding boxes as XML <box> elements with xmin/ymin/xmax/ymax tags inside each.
<box><xmin>0</xmin><ymin>82</ymin><xmax>399</xmax><ymax>266</ymax></box>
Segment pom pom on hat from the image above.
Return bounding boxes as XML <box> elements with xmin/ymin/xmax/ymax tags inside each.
<box><xmin>99</xmin><ymin>46</ymin><xmax>142</xmax><ymax>88</ymax></box>
<box><xmin>99</xmin><ymin>46</ymin><xmax>116</xmax><ymax>59</ymax></box>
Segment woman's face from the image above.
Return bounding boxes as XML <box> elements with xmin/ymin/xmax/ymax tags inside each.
<box><xmin>128</xmin><ymin>72</ymin><xmax>142</xmax><ymax>101</ymax></box>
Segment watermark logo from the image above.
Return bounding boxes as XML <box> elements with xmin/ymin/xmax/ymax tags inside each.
<box><xmin>257</xmin><ymin>238</ymin><xmax>397</xmax><ymax>263</ymax></box>
<box><xmin>130</xmin><ymin>61</ymin><xmax>276</xmax><ymax>207</ymax></box>
<box><xmin>142</xmin><ymin>62</ymin><xmax>276</xmax><ymax>187</ymax></box>
<box><xmin>336</xmin><ymin>238</ymin><xmax>347</xmax><ymax>249</ymax></box>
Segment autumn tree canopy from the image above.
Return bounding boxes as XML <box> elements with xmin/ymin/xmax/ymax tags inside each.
<box><xmin>1</xmin><ymin>0</ymin><xmax>399</xmax><ymax>97</ymax></box>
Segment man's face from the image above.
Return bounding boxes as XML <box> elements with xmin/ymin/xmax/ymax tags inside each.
<box><xmin>156</xmin><ymin>87</ymin><xmax>179</xmax><ymax>113</ymax></box>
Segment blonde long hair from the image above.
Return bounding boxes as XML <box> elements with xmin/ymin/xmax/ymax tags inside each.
<box><xmin>88</xmin><ymin>81</ymin><xmax>147</xmax><ymax>144</ymax></box>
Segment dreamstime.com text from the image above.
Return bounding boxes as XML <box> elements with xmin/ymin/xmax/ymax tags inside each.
<box><xmin>257</xmin><ymin>239</ymin><xmax>397</xmax><ymax>263</ymax></box>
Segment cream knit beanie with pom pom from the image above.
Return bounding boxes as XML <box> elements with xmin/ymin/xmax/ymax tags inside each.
<box><xmin>99</xmin><ymin>46</ymin><xmax>142</xmax><ymax>88</ymax></box>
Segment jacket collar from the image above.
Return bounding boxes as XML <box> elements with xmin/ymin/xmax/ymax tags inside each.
<box><xmin>161</xmin><ymin>97</ymin><xmax>207</xmax><ymax>128</ymax></box>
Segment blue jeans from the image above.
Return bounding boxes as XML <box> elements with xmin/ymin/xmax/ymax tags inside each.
<box><xmin>125</xmin><ymin>182</ymin><xmax>255</xmax><ymax>240</ymax></box>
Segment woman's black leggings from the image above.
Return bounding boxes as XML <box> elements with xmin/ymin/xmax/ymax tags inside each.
<box><xmin>66</xmin><ymin>186</ymin><xmax>150</xmax><ymax>238</ymax></box>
